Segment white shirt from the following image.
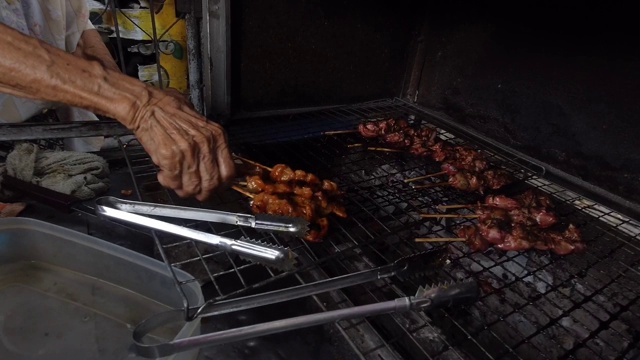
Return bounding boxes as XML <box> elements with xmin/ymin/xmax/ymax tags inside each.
<box><xmin>0</xmin><ymin>0</ymin><xmax>94</xmax><ymax>123</ymax></box>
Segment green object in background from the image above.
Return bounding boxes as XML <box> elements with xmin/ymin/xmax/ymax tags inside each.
<box><xmin>171</xmin><ymin>41</ymin><xmax>184</xmax><ymax>60</ymax></box>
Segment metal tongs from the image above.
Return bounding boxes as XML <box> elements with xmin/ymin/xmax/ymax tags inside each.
<box><xmin>94</xmin><ymin>196</ymin><xmax>304</xmax><ymax>271</ymax></box>
<box><xmin>131</xmin><ymin>248</ymin><xmax>480</xmax><ymax>358</ymax></box>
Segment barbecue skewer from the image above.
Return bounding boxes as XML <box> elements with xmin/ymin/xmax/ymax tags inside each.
<box><xmin>404</xmin><ymin>171</ymin><xmax>447</xmax><ymax>183</ymax></box>
<box><xmin>347</xmin><ymin>143</ymin><xmax>364</xmax><ymax>148</ymax></box>
<box><xmin>437</xmin><ymin>204</ymin><xmax>476</xmax><ymax>210</ymax></box>
<box><xmin>232</xmin><ymin>185</ymin><xmax>254</xmax><ymax>198</ymax></box>
<box><xmin>367</xmin><ymin>147</ymin><xmax>402</xmax><ymax>152</ymax></box>
<box><xmin>233</xmin><ymin>155</ymin><xmax>273</xmax><ymax>171</ymax></box>
<box><xmin>415</xmin><ymin>238</ymin><xmax>466</xmax><ymax>243</ymax></box>
<box><xmin>323</xmin><ymin>129</ymin><xmax>359</xmax><ymax>135</ymax></box>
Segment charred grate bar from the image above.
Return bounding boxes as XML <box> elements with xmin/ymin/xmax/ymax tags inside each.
<box><xmin>74</xmin><ymin>98</ymin><xmax>639</xmax><ymax>359</ymax></box>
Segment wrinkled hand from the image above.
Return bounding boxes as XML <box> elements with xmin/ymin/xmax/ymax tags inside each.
<box><xmin>164</xmin><ymin>87</ymin><xmax>193</xmax><ymax>108</ymax></box>
<box><xmin>129</xmin><ymin>88</ymin><xmax>235</xmax><ymax>201</ymax></box>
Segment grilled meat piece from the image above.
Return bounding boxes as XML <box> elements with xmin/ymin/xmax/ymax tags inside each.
<box><xmin>515</xmin><ymin>189</ymin><xmax>555</xmax><ymax>208</ymax></box>
<box><xmin>482</xmin><ymin>169</ymin><xmax>513</xmax><ymax>190</ymax></box>
<box><xmin>456</xmin><ymin>225</ymin><xmax>491</xmax><ymax>252</ymax></box>
<box><xmin>485</xmin><ymin>190</ymin><xmax>555</xmax><ymax>210</ymax></box>
<box><xmin>495</xmin><ymin>224</ymin><xmax>533</xmax><ymax>252</ymax></box>
<box><xmin>478</xmin><ymin>222</ymin><xmax>508</xmax><ymax>244</ymax></box>
<box><xmin>484</xmin><ymin>194</ymin><xmax>520</xmax><ymax>210</ymax></box>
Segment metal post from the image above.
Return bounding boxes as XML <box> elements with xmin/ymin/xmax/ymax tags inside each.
<box><xmin>201</xmin><ymin>0</ymin><xmax>231</xmax><ymax>119</ymax></box>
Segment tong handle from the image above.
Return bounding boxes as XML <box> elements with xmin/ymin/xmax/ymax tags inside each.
<box><xmin>197</xmin><ymin>264</ymin><xmax>388</xmax><ymax>317</ymax></box>
<box><xmin>133</xmin><ymin>280</ymin><xmax>479</xmax><ymax>358</ymax></box>
<box><xmin>195</xmin><ymin>249</ymin><xmax>446</xmax><ymax>317</ymax></box>
<box><xmin>96</xmin><ymin>196</ymin><xmax>249</xmax><ymax>226</ymax></box>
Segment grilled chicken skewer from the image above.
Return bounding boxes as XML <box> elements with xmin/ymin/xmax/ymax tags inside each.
<box><xmin>232</xmin><ymin>159</ymin><xmax>347</xmax><ymax>242</ymax></box>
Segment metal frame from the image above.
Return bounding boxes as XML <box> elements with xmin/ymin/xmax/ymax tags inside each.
<box><xmin>201</xmin><ymin>0</ymin><xmax>231</xmax><ymax>119</ymax></box>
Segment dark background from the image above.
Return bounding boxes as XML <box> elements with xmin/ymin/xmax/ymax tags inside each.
<box><xmin>229</xmin><ymin>0</ymin><xmax>640</xmax><ymax>204</ymax></box>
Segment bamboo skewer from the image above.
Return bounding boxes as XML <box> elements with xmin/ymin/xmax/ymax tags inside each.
<box><xmin>231</xmin><ymin>185</ymin><xmax>254</xmax><ymax>198</ymax></box>
<box><xmin>415</xmin><ymin>238</ymin><xmax>466</xmax><ymax>243</ymax></box>
<box><xmin>412</xmin><ymin>182</ymin><xmax>449</xmax><ymax>189</ymax></box>
<box><xmin>404</xmin><ymin>171</ymin><xmax>447</xmax><ymax>183</ymax></box>
<box><xmin>348</xmin><ymin>143</ymin><xmax>364</xmax><ymax>148</ymax></box>
<box><xmin>437</xmin><ymin>204</ymin><xmax>477</xmax><ymax>211</ymax></box>
<box><xmin>236</xmin><ymin>181</ymin><xmax>247</xmax><ymax>186</ymax></box>
<box><xmin>323</xmin><ymin>129</ymin><xmax>359</xmax><ymax>135</ymax></box>
<box><xmin>420</xmin><ymin>214</ymin><xmax>479</xmax><ymax>219</ymax></box>
<box><xmin>233</xmin><ymin>155</ymin><xmax>273</xmax><ymax>171</ymax></box>
<box><xmin>367</xmin><ymin>147</ymin><xmax>402</xmax><ymax>152</ymax></box>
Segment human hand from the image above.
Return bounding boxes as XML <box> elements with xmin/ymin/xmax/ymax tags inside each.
<box><xmin>164</xmin><ymin>87</ymin><xmax>193</xmax><ymax>108</ymax></box>
<box><xmin>128</xmin><ymin>88</ymin><xmax>235</xmax><ymax>201</ymax></box>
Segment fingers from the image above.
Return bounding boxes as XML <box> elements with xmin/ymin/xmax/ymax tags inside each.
<box><xmin>193</xmin><ymin>132</ymin><xmax>218</xmax><ymax>201</ymax></box>
<box><xmin>138</xmin><ymin>95</ymin><xmax>234</xmax><ymax>202</ymax></box>
<box><xmin>215</xmin><ymin>135</ymin><xmax>236</xmax><ymax>186</ymax></box>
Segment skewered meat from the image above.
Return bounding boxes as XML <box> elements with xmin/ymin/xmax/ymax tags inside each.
<box><xmin>474</xmin><ymin>205</ymin><xmax>557</xmax><ymax>229</ymax></box>
<box><xmin>508</xmin><ymin>207</ymin><xmax>558</xmax><ymax>228</ymax></box>
<box><xmin>495</xmin><ymin>224</ymin><xmax>534</xmax><ymax>252</ymax></box>
<box><xmin>484</xmin><ymin>194</ymin><xmax>520</xmax><ymax>210</ymax></box>
<box><xmin>515</xmin><ymin>189</ymin><xmax>555</xmax><ymax>208</ymax></box>
<box><xmin>476</xmin><ymin>207</ymin><xmax>511</xmax><ymax>223</ymax></box>
<box><xmin>495</xmin><ymin>224</ymin><xmax>584</xmax><ymax>255</ymax></box>
<box><xmin>457</xmin><ymin>223</ymin><xmax>584</xmax><ymax>255</ymax></box>
<box><xmin>243</xmin><ymin>164</ymin><xmax>347</xmax><ymax>242</ymax></box>
<box><xmin>478</xmin><ymin>222</ymin><xmax>507</xmax><ymax>244</ymax></box>
<box><xmin>482</xmin><ymin>169</ymin><xmax>514</xmax><ymax>190</ymax></box>
<box><xmin>445</xmin><ymin>189</ymin><xmax>579</xmax><ymax>254</ymax></box>
<box><xmin>430</xmin><ymin>142</ymin><xmax>450</xmax><ymax>162</ymax></box>
<box><xmin>358</xmin><ymin>118</ymin><xmax>440</xmax><ymax>154</ymax></box>
<box><xmin>358</xmin><ymin>118</ymin><xmax>410</xmax><ymax>138</ymax></box>
<box><xmin>446</xmin><ymin>168</ymin><xmax>514</xmax><ymax>193</ymax></box>
<box><xmin>456</xmin><ymin>225</ymin><xmax>490</xmax><ymax>252</ymax></box>
<box><xmin>485</xmin><ymin>189</ymin><xmax>555</xmax><ymax>210</ymax></box>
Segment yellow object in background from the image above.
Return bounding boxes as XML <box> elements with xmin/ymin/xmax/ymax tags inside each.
<box><xmin>89</xmin><ymin>0</ymin><xmax>188</xmax><ymax>94</ymax></box>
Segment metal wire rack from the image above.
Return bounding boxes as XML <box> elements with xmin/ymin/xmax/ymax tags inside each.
<box><xmin>68</xmin><ymin>98</ymin><xmax>640</xmax><ymax>359</ymax></box>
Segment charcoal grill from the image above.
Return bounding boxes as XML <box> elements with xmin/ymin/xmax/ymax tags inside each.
<box><xmin>49</xmin><ymin>98</ymin><xmax>638</xmax><ymax>359</ymax></box>
<box><xmin>1</xmin><ymin>1</ymin><xmax>639</xmax><ymax>359</ymax></box>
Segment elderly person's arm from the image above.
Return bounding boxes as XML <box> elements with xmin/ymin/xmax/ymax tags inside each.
<box><xmin>0</xmin><ymin>23</ymin><xmax>234</xmax><ymax>201</ymax></box>
<box><xmin>73</xmin><ymin>28</ymin><xmax>120</xmax><ymax>73</ymax></box>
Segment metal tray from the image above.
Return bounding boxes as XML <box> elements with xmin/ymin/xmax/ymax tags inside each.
<box><xmin>0</xmin><ymin>217</ymin><xmax>203</xmax><ymax>360</ymax></box>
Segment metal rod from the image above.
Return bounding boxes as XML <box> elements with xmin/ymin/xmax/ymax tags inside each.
<box><xmin>149</xmin><ymin>0</ymin><xmax>165</xmax><ymax>89</ymax></box>
<box><xmin>196</xmin><ymin>266</ymin><xmax>388</xmax><ymax>317</ymax></box>
<box><xmin>0</xmin><ymin>121</ymin><xmax>130</xmax><ymax>141</ymax></box>
<box><xmin>186</xmin><ymin>13</ymin><xmax>204</xmax><ymax>113</ymax></box>
<box><xmin>134</xmin><ymin>298</ymin><xmax>412</xmax><ymax>358</ymax></box>
<box><xmin>108</xmin><ymin>0</ymin><xmax>127</xmax><ymax>73</ymax></box>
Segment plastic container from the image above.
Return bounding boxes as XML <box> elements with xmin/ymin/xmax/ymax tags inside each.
<box><xmin>0</xmin><ymin>218</ymin><xmax>203</xmax><ymax>360</ymax></box>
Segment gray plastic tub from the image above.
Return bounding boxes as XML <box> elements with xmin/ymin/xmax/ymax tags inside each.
<box><xmin>0</xmin><ymin>218</ymin><xmax>203</xmax><ymax>360</ymax></box>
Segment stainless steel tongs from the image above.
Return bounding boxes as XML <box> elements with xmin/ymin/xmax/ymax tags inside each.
<box><xmin>94</xmin><ymin>196</ymin><xmax>303</xmax><ymax>271</ymax></box>
<box><xmin>131</xmin><ymin>249</ymin><xmax>481</xmax><ymax>358</ymax></box>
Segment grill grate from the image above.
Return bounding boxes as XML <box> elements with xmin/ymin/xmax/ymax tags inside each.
<box><xmin>78</xmin><ymin>98</ymin><xmax>640</xmax><ymax>359</ymax></box>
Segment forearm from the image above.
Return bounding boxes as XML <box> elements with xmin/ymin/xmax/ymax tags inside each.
<box><xmin>74</xmin><ymin>29</ymin><xmax>121</xmax><ymax>73</ymax></box>
<box><xmin>0</xmin><ymin>24</ymin><xmax>149</xmax><ymax>129</ymax></box>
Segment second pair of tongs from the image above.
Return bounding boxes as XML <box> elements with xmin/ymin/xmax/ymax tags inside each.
<box><xmin>94</xmin><ymin>196</ymin><xmax>304</xmax><ymax>271</ymax></box>
<box><xmin>131</xmin><ymin>248</ymin><xmax>480</xmax><ymax>358</ymax></box>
